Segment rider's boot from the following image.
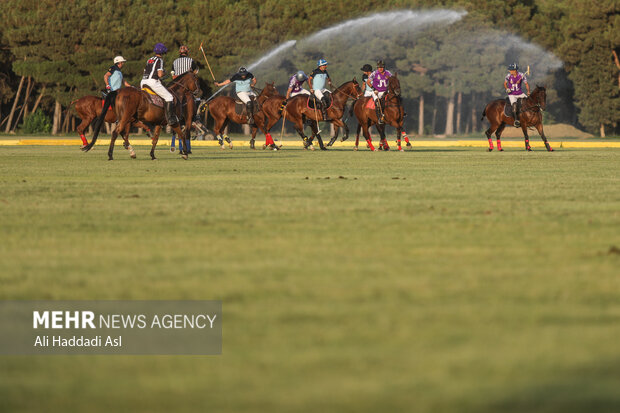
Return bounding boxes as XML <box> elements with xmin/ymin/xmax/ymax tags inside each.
<box><xmin>512</xmin><ymin>102</ymin><xmax>520</xmax><ymax>127</ymax></box>
<box><xmin>164</xmin><ymin>101</ymin><xmax>179</xmax><ymax>126</ymax></box>
<box><xmin>246</xmin><ymin>102</ymin><xmax>255</xmax><ymax>125</ymax></box>
<box><xmin>375</xmin><ymin>102</ymin><xmax>384</xmax><ymax>125</ymax></box>
<box><xmin>321</xmin><ymin>97</ymin><xmax>329</xmax><ymax>121</ymax></box>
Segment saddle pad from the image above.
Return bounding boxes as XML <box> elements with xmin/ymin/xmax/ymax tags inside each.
<box><xmin>306</xmin><ymin>95</ymin><xmax>333</xmax><ymax>110</ymax></box>
<box><xmin>365</xmin><ymin>98</ymin><xmax>375</xmax><ymax>110</ymax></box>
<box><xmin>503</xmin><ymin>98</ymin><xmax>513</xmax><ymax>118</ymax></box>
<box><xmin>142</xmin><ymin>88</ymin><xmax>164</xmax><ymax>108</ymax></box>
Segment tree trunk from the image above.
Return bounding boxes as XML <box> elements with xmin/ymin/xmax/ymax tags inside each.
<box><xmin>30</xmin><ymin>84</ymin><xmax>46</xmax><ymax>114</ymax></box>
<box><xmin>431</xmin><ymin>93</ymin><xmax>437</xmax><ymax>135</ymax></box>
<box><xmin>4</xmin><ymin>75</ymin><xmax>25</xmax><ymax>133</ymax></box>
<box><xmin>62</xmin><ymin>112</ymin><xmax>71</xmax><ymax>133</ymax></box>
<box><xmin>471</xmin><ymin>93</ymin><xmax>477</xmax><ymax>133</ymax></box>
<box><xmin>444</xmin><ymin>91</ymin><xmax>455</xmax><ymax>136</ymax></box>
<box><xmin>600</xmin><ymin>123</ymin><xmax>605</xmax><ymax>138</ymax></box>
<box><xmin>52</xmin><ymin>100</ymin><xmax>62</xmax><ymax>135</ymax></box>
<box><xmin>418</xmin><ymin>94</ymin><xmax>424</xmax><ymax>136</ymax></box>
<box><xmin>11</xmin><ymin>77</ymin><xmax>34</xmax><ymax>131</ymax></box>
<box><xmin>455</xmin><ymin>91</ymin><xmax>462</xmax><ymax>135</ymax></box>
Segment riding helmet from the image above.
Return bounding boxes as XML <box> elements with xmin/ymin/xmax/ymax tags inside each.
<box><xmin>376</xmin><ymin>60</ymin><xmax>385</xmax><ymax>68</ymax></box>
<box><xmin>179</xmin><ymin>45</ymin><xmax>189</xmax><ymax>56</ymax></box>
<box><xmin>317</xmin><ymin>59</ymin><xmax>328</xmax><ymax>67</ymax></box>
<box><xmin>361</xmin><ymin>64</ymin><xmax>373</xmax><ymax>72</ymax></box>
<box><xmin>238</xmin><ymin>66</ymin><xmax>248</xmax><ymax>75</ymax></box>
<box><xmin>508</xmin><ymin>62</ymin><xmax>519</xmax><ymax>71</ymax></box>
<box><xmin>295</xmin><ymin>70</ymin><xmax>306</xmax><ymax>81</ymax></box>
<box><xmin>113</xmin><ymin>56</ymin><xmax>126</xmax><ymax>64</ymax></box>
<box><xmin>153</xmin><ymin>43</ymin><xmax>168</xmax><ymax>55</ymax></box>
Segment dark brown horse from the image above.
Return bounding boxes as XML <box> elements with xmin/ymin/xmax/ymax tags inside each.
<box><xmin>71</xmin><ymin>95</ymin><xmax>152</xmax><ymax>148</ymax></box>
<box><xmin>82</xmin><ymin>72</ymin><xmax>201</xmax><ymax>160</ymax></box>
<box><xmin>203</xmin><ymin>83</ymin><xmax>278</xmax><ymax>150</ymax></box>
<box><xmin>481</xmin><ymin>86</ymin><xmax>553</xmax><ymax>152</ymax></box>
<box><xmin>353</xmin><ymin>74</ymin><xmax>408</xmax><ymax>151</ymax></box>
<box><xmin>282</xmin><ymin>79</ymin><xmax>362</xmax><ymax>150</ymax></box>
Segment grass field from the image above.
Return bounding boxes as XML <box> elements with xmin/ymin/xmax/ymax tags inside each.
<box><xmin>0</xmin><ymin>144</ymin><xmax>619</xmax><ymax>412</ymax></box>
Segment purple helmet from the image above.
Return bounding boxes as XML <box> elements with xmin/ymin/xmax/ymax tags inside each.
<box><xmin>153</xmin><ymin>43</ymin><xmax>168</xmax><ymax>55</ymax></box>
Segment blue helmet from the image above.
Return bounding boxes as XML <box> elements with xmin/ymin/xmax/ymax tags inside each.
<box><xmin>508</xmin><ymin>62</ymin><xmax>519</xmax><ymax>71</ymax></box>
<box><xmin>154</xmin><ymin>43</ymin><xmax>168</xmax><ymax>55</ymax></box>
<box><xmin>317</xmin><ymin>59</ymin><xmax>328</xmax><ymax>67</ymax></box>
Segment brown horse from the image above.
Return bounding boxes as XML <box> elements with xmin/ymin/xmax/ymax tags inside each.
<box><xmin>282</xmin><ymin>79</ymin><xmax>362</xmax><ymax>150</ymax></box>
<box><xmin>481</xmin><ymin>86</ymin><xmax>553</xmax><ymax>152</ymax></box>
<box><xmin>250</xmin><ymin>92</ymin><xmax>286</xmax><ymax>150</ymax></box>
<box><xmin>83</xmin><ymin>72</ymin><xmax>201</xmax><ymax>160</ymax></box>
<box><xmin>203</xmin><ymin>83</ymin><xmax>279</xmax><ymax>150</ymax></box>
<box><xmin>353</xmin><ymin>74</ymin><xmax>409</xmax><ymax>151</ymax></box>
<box><xmin>71</xmin><ymin>95</ymin><xmax>152</xmax><ymax>148</ymax></box>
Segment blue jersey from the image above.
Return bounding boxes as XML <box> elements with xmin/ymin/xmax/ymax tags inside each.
<box><xmin>310</xmin><ymin>68</ymin><xmax>330</xmax><ymax>90</ymax></box>
<box><xmin>108</xmin><ymin>65</ymin><xmax>124</xmax><ymax>91</ymax></box>
<box><xmin>230</xmin><ymin>72</ymin><xmax>254</xmax><ymax>93</ymax></box>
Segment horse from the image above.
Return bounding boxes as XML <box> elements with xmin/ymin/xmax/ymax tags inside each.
<box><xmin>282</xmin><ymin>79</ymin><xmax>362</xmax><ymax>150</ymax></box>
<box><xmin>70</xmin><ymin>95</ymin><xmax>153</xmax><ymax>149</ymax></box>
<box><xmin>481</xmin><ymin>86</ymin><xmax>553</xmax><ymax>152</ymax></box>
<box><xmin>353</xmin><ymin>74</ymin><xmax>409</xmax><ymax>151</ymax></box>
<box><xmin>82</xmin><ymin>72</ymin><xmax>201</xmax><ymax>160</ymax></box>
<box><xmin>250</xmin><ymin>92</ymin><xmax>286</xmax><ymax>150</ymax></box>
<box><xmin>202</xmin><ymin>83</ymin><xmax>279</xmax><ymax>150</ymax></box>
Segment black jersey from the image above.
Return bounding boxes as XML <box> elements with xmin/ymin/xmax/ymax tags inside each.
<box><xmin>143</xmin><ymin>56</ymin><xmax>164</xmax><ymax>80</ymax></box>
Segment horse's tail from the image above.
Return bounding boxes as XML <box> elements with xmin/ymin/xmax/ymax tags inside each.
<box><xmin>480</xmin><ymin>107</ymin><xmax>486</xmax><ymax>121</ymax></box>
<box><xmin>83</xmin><ymin>94</ymin><xmax>116</xmax><ymax>152</ymax></box>
<box><xmin>199</xmin><ymin>100</ymin><xmax>209</xmax><ymax>126</ymax></box>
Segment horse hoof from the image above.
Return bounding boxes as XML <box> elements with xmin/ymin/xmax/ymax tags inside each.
<box><xmin>182</xmin><ymin>154</ymin><xmax>188</xmax><ymax>160</ymax></box>
<box><xmin>488</xmin><ymin>148</ymin><xmax>493</xmax><ymax>152</ymax></box>
<box><xmin>151</xmin><ymin>157</ymin><xmax>157</xmax><ymax>160</ymax></box>
<box><xmin>499</xmin><ymin>148</ymin><xmax>504</xmax><ymax>152</ymax></box>
<box><xmin>220</xmin><ymin>145</ymin><xmax>226</xmax><ymax>150</ymax></box>
<box><xmin>309</xmin><ymin>145</ymin><xmax>315</xmax><ymax>151</ymax></box>
<box><xmin>527</xmin><ymin>147</ymin><xmax>532</xmax><ymax>152</ymax></box>
<box><xmin>262</xmin><ymin>144</ymin><xmax>267</xmax><ymax>150</ymax></box>
<box><xmin>398</xmin><ymin>148</ymin><xmax>403</xmax><ymax>152</ymax></box>
<box><xmin>130</xmin><ymin>153</ymin><xmax>136</xmax><ymax>159</ymax></box>
<box><xmin>354</xmin><ymin>146</ymin><xmax>358</xmax><ymax>151</ymax></box>
<box><xmin>548</xmin><ymin>147</ymin><xmax>554</xmax><ymax>152</ymax></box>
<box><xmin>406</xmin><ymin>142</ymin><xmax>412</xmax><ymax>147</ymax></box>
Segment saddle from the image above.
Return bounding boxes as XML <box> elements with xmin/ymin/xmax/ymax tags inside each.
<box><xmin>234</xmin><ymin>97</ymin><xmax>259</xmax><ymax>116</ymax></box>
<box><xmin>503</xmin><ymin>97</ymin><xmax>523</xmax><ymax>118</ymax></box>
<box><xmin>306</xmin><ymin>92</ymin><xmax>332</xmax><ymax>110</ymax></box>
<box><xmin>142</xmin><ymin>86</ymin><xmax>165</xmax><ymax>107</ymax></box>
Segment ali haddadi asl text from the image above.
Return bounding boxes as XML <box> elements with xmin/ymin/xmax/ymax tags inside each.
<box><xmin>34</xmin><ymin>335</ymin><xmax>121</xmax><ymax>347</ymax></box>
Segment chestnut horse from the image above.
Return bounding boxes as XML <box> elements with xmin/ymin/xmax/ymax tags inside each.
<box><xmin>282</xmin><ymin>79</ymin><xmax>362</xmax><ymax>150</ymax></box>
<box><xmin>83</xmin><ymin>72</ymin><xmax>200</xmax><ymax>160</ymax></box>
<box><xmin>481</xmin><ymin>86</ymin><xmax>553</xmax><ymax>152</ymax></box>
<box><xmin>250</xmin><ymin>91</ymin><xmax>286</xmax><ymax>150</ymax></box>
<box><xmin>71</xmin><ymin>95</ymin><xmax>152</xmax><ymax>149</ymax></box>
<box><xmin>202</xmin><ymin>83</ymin><xmax>278</xmax><ymax>150</ymax></box>
<box><xmin>353</xmin><ymin>74</ymin><xmax>409</xmax><ymax>151</ymax></box>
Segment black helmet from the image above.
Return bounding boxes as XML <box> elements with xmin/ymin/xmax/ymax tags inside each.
<box><xmin>376</xmin><ymin>60</ymin><xmax>385</xmax><ymax>68</ymax></box>
<box><xmin>361</xmin><ymin>64</ymin><xmax>373</xmax><ymax>72</ymax></box>
<box><xmin>508</xmin><ymin>62</ymin><xmax>519</xmax><ymax>71</ymax></box>
<box><xmin>238</xmin><ymin>66</ymin><xmax>248</xmax><ymax>75</ymax></box>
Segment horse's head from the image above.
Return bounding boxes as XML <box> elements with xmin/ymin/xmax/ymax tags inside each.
<box><xmin>170</xmin><ymin>71</ymin><xmax>201</xmax><ymax>98</ymax></box>
<box><xmin>388</xmin><ymin>74</ymin><xmax>401</xmax><ymax>97</ymax></box>
<box><xmin>260</xmin><ymin>82</ymin><xmax>278</xmax><ymax>98</ymax></box>
<box><xmin>531</xmin><ymin>85</ymin><xmax>546</xmax><ymax>111</ymax></box>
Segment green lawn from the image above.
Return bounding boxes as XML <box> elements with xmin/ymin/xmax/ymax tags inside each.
<box><xmin>0</xmin><ymin>145</ymin><xmax>619</xmax><ymax>412</ymax></box>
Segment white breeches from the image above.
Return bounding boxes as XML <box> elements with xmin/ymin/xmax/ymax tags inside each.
<box><xmin>141</xmin><ymin>78</ymin><xmax>174</xmax><ymax>102</ymax></box>
<box><xmin>508</xmin><ymin>93</ymin><xmax>527</xmax><ymax>104</ymax></box>
<box><xmin>291</xmin><ymin>89</ymin><xmax>311</xmax><ymax>97</ymax></box>
<box><xmin>237</xmin><ymin>91</ymin><xmax>257</xmax><ymax>104</ymax></box>
<box><xmin>372</xmin><ymin>91</ymin><xmax>386</xmax><ymax>101</ymax></box>
<box><xmin>313</xmin><ymin>89</ymin><xmax>328</xmax><ymax>100</ymax></box>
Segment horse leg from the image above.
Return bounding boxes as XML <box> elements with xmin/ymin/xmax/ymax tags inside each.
<box><xmin>396</xmin><ymin>127</ymin><xmax>403</xmax><ymax>152</ymax></box>
<box><xmin>222</xmin><ymin>118</ymin><xmax>233</xmax><ymax>149</ymax></box>
<box><xmin>327</xmin><ymin>119</ymin><xmax>345</xmax><ymax>147</ymax></box>
<box><xmin>150</xmin><ymin>126</ymin><xmax>161</xmax><ymax>160</ymax></box>
<box><xmin>354</xmin><ymin>124</ymin><xmax>361</xmax><ymax>151</ymax></box>
<box><xmin>173</xmin><ymin>124</ymin><xmax>188</xmax><ymax>159</ymax></box>
<box><xmin>77</xmin><ymin>116</ymin><xmax>91</xmax><ymax>148</ymax></box>
<box><xmin>522</xmin><ymin>125</ymin><xmax>532</xmax><ymax>151</ymax></box>
<box><xmin>362</xmin><ymin>120</ymin><xmax>375</xmax><ymax>151</ymax></box>
<box><xmin>495</xmin><ymin>124</ymin><xmax>505</xmax><ymax>151</ymax></box>
<box><xmin>108</xmin><ymin>126</ymin><xmax>119</xmax><ymax>161</ymax></box>
<box><xmin>535</xmin><ymin>123</ymin><xmax>553</xmax><ymax>152</ymax></box>
<box><xmin>121</xmin><ymin>123</ymin><xmax>136</xmax><ymax>159</ymax></box>
<box><xmin>485</xmin><ymin>124</ymin><xmax>498</xmax><ymax>151</ymax></box>
<box><xmin>378</xmin><ymin>124</ymin><xmax>389</xmax><ymax>151</ymax></box>
<box><xmin>170</xmin><ymin>133</ymin><xmax>176</xmax><ymax>153</ymax></box>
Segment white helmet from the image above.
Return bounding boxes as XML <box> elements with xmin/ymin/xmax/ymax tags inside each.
<box><xmin>113</xmin><ymin>56</ymin><xmax>127</xmax><ymax>64</ymax></box>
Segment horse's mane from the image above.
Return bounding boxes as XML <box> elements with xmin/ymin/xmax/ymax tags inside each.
<box><xmin>167</xmin><ymin>71</ymin><xmax>194</xmax><ymax>88</ymax></box>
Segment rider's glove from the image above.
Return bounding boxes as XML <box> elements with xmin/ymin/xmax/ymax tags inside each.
<box><xmin>505</xmin><ymin>88</ymin><xmax>511</xmax><ymax>94</ymax></box>
<box><xmin>106</xmin><ymin>85</ymin><xmax>111</xmax><ymax>90</ymax></box>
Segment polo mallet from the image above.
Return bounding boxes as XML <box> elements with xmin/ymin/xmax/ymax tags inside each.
<box><xmin>199</xmin><ymin>42</ymin><xmax>217</xmax><ymax>82</ymax></box>
<box><xmin>312</xmin><ymin>94</ymin><xmax>321</xmax><ymax>135</ymax></box>
<box><xmin>279</xmin><ymin>104</ymin><xmax>287</xmax><ymax>148</ymax></box>
<box><xmin>375</xmin><ymin>92</ymin><xmax>385</xmax><ymax>122</ymax></box>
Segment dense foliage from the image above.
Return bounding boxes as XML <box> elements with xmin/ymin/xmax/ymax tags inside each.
<box><xmin>0</xmin><ymin>0</ymin><xmax>617</xmax><ymax>135</ymax></box>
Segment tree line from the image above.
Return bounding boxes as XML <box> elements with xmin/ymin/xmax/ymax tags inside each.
<box><xmin>0</xmin><ymin>0</ymin><xmax>618</xmax><ymax>136</ymax></box>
